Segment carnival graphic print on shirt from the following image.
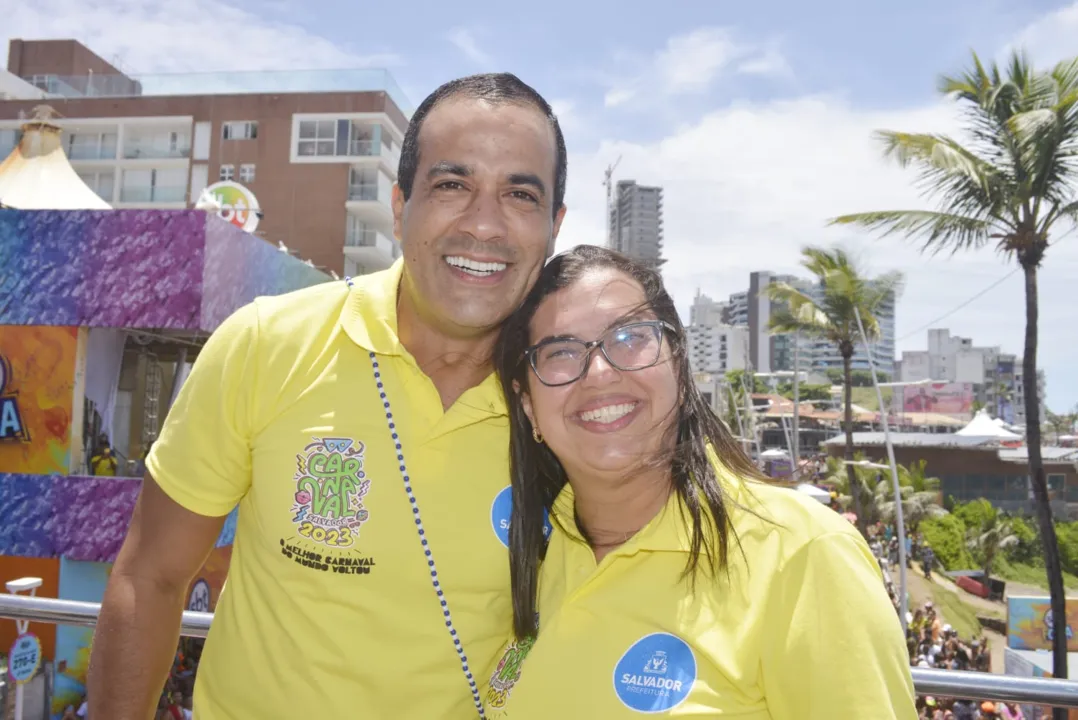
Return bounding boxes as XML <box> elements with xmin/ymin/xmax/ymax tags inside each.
<box><xmin>279</xmin><ymin>437</ymin><xmax>377</xmax><ymax>576</ymax></box>
<box><xmin>486</xmin><ymin>636</ymin><xmax>536</xmax><ymax>710</ymax></box>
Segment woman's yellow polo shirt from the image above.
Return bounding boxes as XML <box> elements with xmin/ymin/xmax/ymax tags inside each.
<box><xmin>483</xmin><ymin>472</ymin><xmax>916</xmax><ymax>719</ymax></box>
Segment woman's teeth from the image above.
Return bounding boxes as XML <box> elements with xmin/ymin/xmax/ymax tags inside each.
<box><xmin>445</xmin><ymin>256</ymin><xmax>507</xmax><ymax>276</ymax></box>
<box><xmin>579</xmin><ymin>403</ymin><xmax>637</xmax><ymax>424</ymax></box>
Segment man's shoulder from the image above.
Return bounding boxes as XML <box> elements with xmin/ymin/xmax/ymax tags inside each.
<box><xmin>248</xmin><ymin>280</ymin><xmax>352</xmax><ymax>338</ymax></box>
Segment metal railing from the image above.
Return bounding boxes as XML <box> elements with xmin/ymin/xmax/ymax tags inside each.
<box><xmin>2</xmin><ymin>593</ymin><xmax>1078</xmax><ymax>707</ymax></box>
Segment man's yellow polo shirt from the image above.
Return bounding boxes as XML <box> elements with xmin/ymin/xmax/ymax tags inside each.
<box><xmin>483</xmin><ymin>471</ymin><xmax>916</xmax><ymax>719</ymax></box>
<box><xmin>147</xmin><ymin>260</ymin><xmax>516</xmax><ymax>719</ymax></box>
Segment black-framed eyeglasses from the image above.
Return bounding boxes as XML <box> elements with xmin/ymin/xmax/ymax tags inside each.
<box><xmin>524</xmin><ymin>320</ymin><xmax>676</xmax><ymax>387</ymax></box>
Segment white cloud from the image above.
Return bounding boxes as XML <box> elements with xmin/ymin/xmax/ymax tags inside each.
<box><xmin>2</xmin><ymin>0</ymin><xmax>400</xmax><ymax>73</ymax></box>
<box><xmin>604</xmin><ymin>88</ymin><xmax>637</xmax><ymax>108</ymax></box>
<box><xmin>655</xmin><ymin>28</ymin><xmax>742</xmax><ymax>94</ymax></box>
<box><xmin>556</xmin><ymin>93</ymin><xmax>1078</xmax><ymax>408</ymax></box>
<box><xmin>1008</xmin><ymin>1</ymin><xmax>1078</xmax><ymax>66</ymax></box>
<box><xmin>549</xmin><ymin>98</ymin><xmax>580</xmax><ymax>133</ymax></box>
<box><xmin>737</xmin><ymin>43</ymin><xmax>793</xmax><ymax>78</ymax></box>
<box><xmin>447</xmin><ymin>27</ymin><xmax>493</xmax><ymax>66</ymax></box>
<box><xmin>603</xmin><ymin>26</ymin><xmax>790</xmax><ymax>107</ymax></box>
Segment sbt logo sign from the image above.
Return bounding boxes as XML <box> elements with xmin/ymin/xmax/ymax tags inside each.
<box><xmin>204</xmin><ymin>181</ymin><xmax>261</xmax><ymax>234</ymax></box>
<box><xmin>0</xmin><ymin>355</ymin><xmax>26</xmax><ymax>441</ymax></box>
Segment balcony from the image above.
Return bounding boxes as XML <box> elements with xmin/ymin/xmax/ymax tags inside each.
<box><xmin>23</xmin><ymin>69</ymin><xmax>412</xmax><ymax>116</ymax></box>
<box><xmin>122</xmin><ymin>143</ymin><xmax>191</xmax><ymax>160</ymax></box>
<box><xmin>118</xmin><ymin>185</ymin><xmax>187</xmax><ymax>203</ymax></box>
<box><xmin>348</xmin><ymin>184</ymin><xmax>379</xmax><ymax>202</ymax></box>
<box><xmin>348</xmin><ymin>139</ymin><xmax>401</xmax><ymax>168</ymax></box>
<box><xmin>345</xmin><ymin>226</ymin><xmax>398</xmax><ymax>270</ymax></box>
<box><xmin>68</xmin><ymin>145</ymin><xmax>118</xmax><ymax>161</ymax></box>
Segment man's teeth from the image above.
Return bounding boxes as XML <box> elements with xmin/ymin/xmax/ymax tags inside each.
<box><xmin>445</xmin><ymin>256</ymin><xmax>507</xmax><ymax>276</ymax></box>
<box><xmin>579</xmin><ymin>403</ymin><xmax>637</xmax><ymax>424</ymax></box>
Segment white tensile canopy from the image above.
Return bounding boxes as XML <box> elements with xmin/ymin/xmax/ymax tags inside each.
<box><xmin>0</xmin><ymin>106</ymin><xmax>111</xmax><ymax>210</ymax></box>
<box><xmin>955</xmin><ymin>409</ymin><xmax>1022</xmax><ymax>440</ymax></box>
<box><xmin>795</xmin><ymin>483</ymin><xmax>832</xmax><ymax>504</ymax></box>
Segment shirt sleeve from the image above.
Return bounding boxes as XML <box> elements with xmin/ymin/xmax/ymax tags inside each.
<box><xmin>761</xmin><ymin>530</ymin><xmax>917</xmax><ymax>719</ymax></box>
<box><xmin>145</xmin><ymin>301</ymin><xmax>261</xmax><ymax>517</ymax></box>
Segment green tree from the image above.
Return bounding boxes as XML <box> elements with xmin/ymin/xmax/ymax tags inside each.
<box><xmin>1045</xmin><ymin>409</ymin><xmax>1076</xmax><ymax>442</ymax></box>
<box><xmin>831</xmin><ymin>51</ymin><xmax>1078</xmax><ymax>687</ymax></box>
<box><xmin>777</xmin><ymin>383</ymin><xmax>832</xmax><ymax>402</ymax></box>
<box><xmin>967</xmin><ymin>511</ymin><xmax>1019</xmax><ymax>579</ymax></box>
<box><xmin>921</xmin><ymin>514</ymin><xmax>976</xmax><ymax>570</ymax></box>
<box><xmin>767</xmin><ymin>247</ymin><xmax>903</xmax><ymax>535</ymax></box>
<box><xmin>891</xmin><ymin>459</ymin><xmax>947</xmax><ymax>531</ymax></box>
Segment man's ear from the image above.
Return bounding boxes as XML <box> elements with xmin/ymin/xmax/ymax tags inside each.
<box><xmin>391</xmin><ymin>183</ymin><xmax>405</xmax><ymax>242</ymax></box>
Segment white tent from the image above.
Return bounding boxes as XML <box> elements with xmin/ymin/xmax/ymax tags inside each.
<box><xmin>0</xmin><ymin>106</ymin><xmax>111</xmax><ymax>210</ymax></box>
<box><xmin>795</xmin><ymin>484</ymin><xmax>832</xmax><ymax>504</ymax></box>
<box><xmin>760</xmin><ymin>448</ymin><xmax>789</xmax><ymax>459</ymax></box>
<box><xmin>955</xmin><ymin>409</ymin><xmax>1022</xmax><ymax>440</ymax></box>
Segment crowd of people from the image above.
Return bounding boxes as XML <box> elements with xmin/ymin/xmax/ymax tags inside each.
<box><xmin>63</xmin><ymin>640</ymin><xmax>200</xmax><ymax>719</ymax></box>
<box><xmin>863</xmin><ymin>523</ymin><xmax>1029</xmax><ymax>719</ymax></box>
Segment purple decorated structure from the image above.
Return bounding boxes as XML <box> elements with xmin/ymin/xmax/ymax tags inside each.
<box><xmin>1</xmin><ymin>209</ymin><xmax>329</xmax><ymax>330</ymax></box>
<box><xmin>0</xmin><ymin>208</ymin><xmax>324</xmax><ymax>560</ymax></box>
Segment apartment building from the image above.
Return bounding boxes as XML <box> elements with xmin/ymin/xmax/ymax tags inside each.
<box><xmin>608</xmin><ymin>180</ymin><xmax>665</xmax><ymax>271</ymax></box>
<box><xmin>718</xmin><ymin>270</ymin><xmax>897</xmax><ymax>377</ymax></box>
<box><xmin>0</xmin><ymin>38</ymin><xmax>409</xmax><ymax>277</ymax></box>
<box><xmin>809</xmin><ymin>281</ymin><xmax>897</xmax><ymax>378</ymax></box>
<box><xmin>897</xmin><ymin>328</ymin><xmax>1046</xmax><ymax>426</ymax></box>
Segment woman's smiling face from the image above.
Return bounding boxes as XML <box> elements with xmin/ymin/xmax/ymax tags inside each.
<box><xmin>520</xmin><ymin>266</ymin><xmax>680</xmax><ymax>482</ymax></box>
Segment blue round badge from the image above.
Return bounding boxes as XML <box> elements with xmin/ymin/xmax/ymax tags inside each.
<box><xmin>8</xmin><ymin>633</ymin><xmax>42</xmax><ymax>685</ymax></box>
<box><xmin>491</xmin><ymin>486</ymin><xmax>553</xmax><ymax>548</ymax></box>
<box><xmin>612</xmin><ymin>633</ymin><xmax>696</xmax><ymax>713</ymax></box>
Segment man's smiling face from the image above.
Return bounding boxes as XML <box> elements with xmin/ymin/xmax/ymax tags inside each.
<box><xmin>394</xmin><ymin>96</ymin><xmax>565</xmax><ymax>337</ymax></box>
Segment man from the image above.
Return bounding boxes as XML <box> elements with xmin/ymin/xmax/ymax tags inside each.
<box><xmin>87</xmin><ymin>73</ymin><xmax>567</xmax><ymax>719</ymax></box>
<box><xmin>90</xmin><ymin>444</ymin><xmax>118</xmax><ymax>476</ymax></box>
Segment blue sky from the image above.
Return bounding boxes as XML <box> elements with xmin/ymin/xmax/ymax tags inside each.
<box><xmin>5</xmin><ymin>0</ymin><xmax>1078</xmax><ymax>411</ymax></box>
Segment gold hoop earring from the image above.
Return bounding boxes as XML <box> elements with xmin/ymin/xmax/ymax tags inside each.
<box><xmin>532</xmin><ymin>427</ymin><xmax>543</xmax><ymax>444</ymax></box>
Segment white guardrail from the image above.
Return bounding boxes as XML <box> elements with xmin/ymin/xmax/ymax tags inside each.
<box><xmin>2</xmin><ymin>593</ymin><xmax>1078</xmax><ymax>707</ymax></box>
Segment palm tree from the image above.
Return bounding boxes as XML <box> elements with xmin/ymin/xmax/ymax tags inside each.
<box><xmin>830</xmin><ymin>50</ymin><xmax>1078</xmax><ymax>687</ymax></box>
<box><xmin>967</xmin><ymin>512</ymin><xmax>1019</xmax><ymax>580</ymax></box>
<box><xmin>767</xmin><ymin>247</ymin><xmax>903</xmax><ymax>535</ymax></box>
<box><xmin>891</xmin><ymin>459</ymin><xmax>948</xmax><ymax>531</ymax></box>
<box><xmin>823</xmin><ymin>454</ymin><xmax>879</xmax><ymax>523</ymax></box>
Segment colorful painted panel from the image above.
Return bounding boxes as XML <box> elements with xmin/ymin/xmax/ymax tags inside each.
<box><xmin>0</xmin><ymin>326</ymin><xmax>77</xmax><ymax>474</ymax></box>
<box><xmin>0</xmin><ymin>210</ymin><xmax>204</xmax><ymax>328</ymax></box>
<box><xmin>0</xmin><ymin>209</ymin><xmax>329</xmax><ymax>331</ymax></box>
<box><xmin>52</xmin><ymin>557</ymin><xmax>110</xmax><ymax>716</ymax></box>
<box><xmin>200</xmin><ymin>215</ymin><xmax>332</xmax><ymax>330</ymax></box>
<box><xmin>52</xmin><ymin>547</ymin><xmax>232</xmax><ymax>718</ymax></box>
<box><xmin>0</xmin><ymin>473</ymin><xmax>236</xmax><ymax>560</ymax></box>
<box><xmin>1007</xmin><ymin>596</ymin><xmax>1078</xmax><ymax>651</ymax></box>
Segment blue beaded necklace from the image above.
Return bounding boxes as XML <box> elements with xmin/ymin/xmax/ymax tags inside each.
<box><xmin>368</xmin><ymin>353</ymin><xmax>487</xmax><ymax>718</ymax></box>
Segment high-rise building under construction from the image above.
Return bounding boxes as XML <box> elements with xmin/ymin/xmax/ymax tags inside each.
<box><xmin>607</xmin><ymin>179</ymin><xmax>664</xmax><ymax>272</ymax></box>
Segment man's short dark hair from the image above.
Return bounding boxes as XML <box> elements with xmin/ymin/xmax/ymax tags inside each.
<box><xmin>397</xmin><ymin>73</ymin><xmax>567</xmax><ymax>217</ymax></box>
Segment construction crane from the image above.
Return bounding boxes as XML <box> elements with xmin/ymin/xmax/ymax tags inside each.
<box><xmin>603</xmin><ymin>155</ymin><xmax>622</xmax><ymax>249</ymax></box>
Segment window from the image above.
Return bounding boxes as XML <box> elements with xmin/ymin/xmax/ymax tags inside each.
<box><xmin>120</xmin><ymin>168</ymin><xmax>186</xmax><ymax>203</ymax></box>
<box><xmin>222</xmin><ymin>121</ymin><xmax>258</xmax><ymax>140</ymax></box>
<box><xmin>219</xmin><ymin>164</ymin><xmax>235</xmax><ymax>182</ymax></box>
<box><xmin>297</xmin><ymin>120</ymin><xmax>336</xmax><ymax>157</ymax></box>
<box><xmin>77</xmin><ymin>171</ymin><xmax>115</xmax><ymax>202</ymax></box>
<box><xmin>239</xmin><ymin>164</ymin><xmax>256</xmax><ymax>183</ymax></box>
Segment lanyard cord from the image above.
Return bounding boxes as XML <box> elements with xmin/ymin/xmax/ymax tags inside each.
<box><xmin>369</xmin><ymin>351</ymin><xmax>488</xmax><ymax>719</ymax></box>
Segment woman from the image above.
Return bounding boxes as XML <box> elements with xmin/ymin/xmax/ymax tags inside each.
<box><xmin>484</xmin><ymin>246</ymin><xmax>915</xmax><ymax>718</ymax></box>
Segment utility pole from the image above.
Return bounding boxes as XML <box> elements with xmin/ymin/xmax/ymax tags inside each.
<box><xmin>792</xmin><ymin>333</ymin><xmax>800</xmax><ymax>478</ymax></box>
<box><xmin>603</xmin><ymin>155</ymin><xmax>622</xmax><ymax>250</ymax></box>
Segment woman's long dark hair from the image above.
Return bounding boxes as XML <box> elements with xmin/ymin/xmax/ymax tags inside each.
<box><xmin>493</xmin><ymin>245</ymin><xmax>767</xmax><ymax>640</ymax></box>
